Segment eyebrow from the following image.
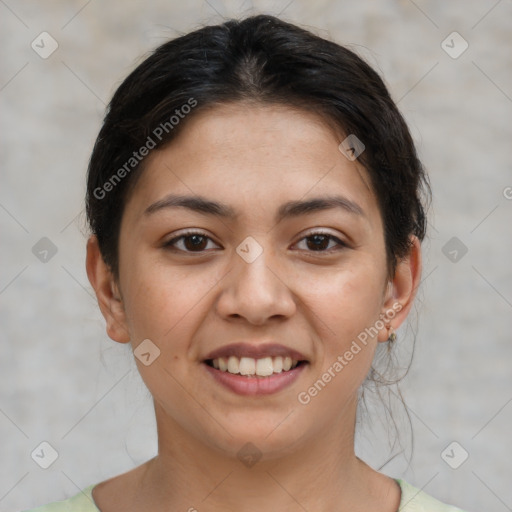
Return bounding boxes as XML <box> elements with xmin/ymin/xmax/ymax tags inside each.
<box><xmin>143</xmin><ymin>193</ymin><xmax>365</xmax><ymax>222</ymax></box>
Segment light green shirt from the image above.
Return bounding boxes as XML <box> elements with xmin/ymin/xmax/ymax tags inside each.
<box><xmin>22</xmin><ymin>479</ymin><xmax>468</xmax><ymax>511</ymax></box>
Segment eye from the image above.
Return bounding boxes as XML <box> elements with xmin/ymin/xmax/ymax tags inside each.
<box><xmin>294</xmin><ymin>231</ymin><xmax>347</xmax><ymax>252</ymax></box>
<box><xmin>163</xmin><ymin>230</ymin><xmax>347</xmax><ymax>254</ymax></box>
<box><xmin>163</xmin><ymin>231</ymin><xmax>221</xmax><ymax>253</ymax></box>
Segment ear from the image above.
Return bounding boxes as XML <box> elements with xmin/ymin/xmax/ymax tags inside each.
<box><xmin>377</xmin><ymin>235</ymin><xmax>422</xmax><ymax>342</ymax></box>
<box><xmin>86</xmin><ymin>235</ymin><xmax>131</xmax><ymax>344</ymax></box>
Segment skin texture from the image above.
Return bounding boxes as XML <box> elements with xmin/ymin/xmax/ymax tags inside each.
<box><xmin>86</xmin><ymin>104</ymin><xmax>422</xmax><ymax>512</ymax></box>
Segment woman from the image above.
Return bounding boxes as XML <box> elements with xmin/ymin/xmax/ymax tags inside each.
<box><xmin>24</xmin><ymin>14</ymin><xmax>468</xmax><ymax>512</ymax></box>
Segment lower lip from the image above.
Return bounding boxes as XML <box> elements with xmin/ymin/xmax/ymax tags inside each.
<box><xmin>203</xmin><ymin>362</ymin><xmax>307</xmax><ymax>396</ymax></box>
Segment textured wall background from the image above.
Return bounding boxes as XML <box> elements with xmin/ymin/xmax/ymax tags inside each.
<box><xmin>1</xmin><ymin>1</ymin><xmax>511</xmax><ymax>511</ymax></box>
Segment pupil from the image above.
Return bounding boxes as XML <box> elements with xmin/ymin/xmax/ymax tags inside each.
<box><xmin>307</xmin><ymin>234</ymin><xmax>328</xmax><ymax>251</ymax></box>
<box><xmin>185</xmin><ymin>235</ymin><xmax>207</xmax><ymax>251</ymax></box>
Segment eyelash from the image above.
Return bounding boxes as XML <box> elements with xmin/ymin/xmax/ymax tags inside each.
<box><xmin>163</xmin><ymin>229</ymin><xmax>348</xmax><ymax>254</ymax></box>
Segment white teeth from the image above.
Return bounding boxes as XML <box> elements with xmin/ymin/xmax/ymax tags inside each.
<box><xmin>210</xmin><ymin>355</ymin><xmax>300</xmax><ymax>376</ymax></box>
<box><xmin>239</xmin><ymin>357</ymin><xmax>255</xmax><ymax>375</ymax></box>
<box><xmin>227</xmin><ymin>356</ymin><xmax>239</xmax><ymax>374</ymax></box>
<box><xmin>273</xmin><ymin>356</ymin><xmax>283</xmax><ymax>373</ymax></box>
<box><xmin>256</xmin><ymin>357</ymin><xmax>274</xmax><ymax>377</ymax></box>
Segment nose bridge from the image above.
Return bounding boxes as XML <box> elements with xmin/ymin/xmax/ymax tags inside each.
<box><xmin>237</xmin><ymin>248</ymin><xmax>277</xmax><ymax>292</ymax></box>
<box><xmin>216</xmin><ymin>240</ymin><xmax>295</xmax><ymax>323</ymax></box>
<box><xmin>233</xmin><ymin>245</ymin><xmax>281</xmax><ymax>304</ymax></box>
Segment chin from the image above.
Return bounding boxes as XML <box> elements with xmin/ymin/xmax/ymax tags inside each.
<box><xmin>198</xmin><ymin>413</ymin><xmax>309</xmax><ymax>462</ymax></box>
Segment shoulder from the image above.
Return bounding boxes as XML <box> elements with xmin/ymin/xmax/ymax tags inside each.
<box><xmin>396</xmin><ymin>479</ymin><xmax>469</xmax><ymax>512</ymax></box>
<box><xmin>20</xmin><ymin>485</ymin><xmax>99</xmax><ymax>512</ymax></box>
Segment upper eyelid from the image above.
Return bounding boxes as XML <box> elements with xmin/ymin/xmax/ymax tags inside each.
<box><xmin>294</xmin><ymin>232</ymin><xmax>347</xmax><ymax>250</ymax></box>
<box><xmin>165</xmin><ymin>230</ymin><xmax>220</xmax><ymax>248</ymax></box>
<box><xmin>165</xmin><ymin>229</ymin><xmax>347</xmax><ymax>251</ymax></box>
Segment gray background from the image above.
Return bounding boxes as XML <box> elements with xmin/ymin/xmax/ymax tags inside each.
<box><xmin>1</xmin><ymin>1</ymin><xmax>511</xmax><ymax>511</ymax></box>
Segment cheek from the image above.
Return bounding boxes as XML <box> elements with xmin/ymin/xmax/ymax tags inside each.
<box><xmin>121</xmin><ymin>258</ymin><xmax>222</xmax><ymax>346</ymax></box>
<box><xmin>296</xmin><ymin>262</ymin><xmax>385</xmax><ymax>378</ymax></box>
<box><xmin>300</xmin><ymin>264</ymin><xmax>385</xmax><ymax>337</ymax></box>
<box><xmin>294</xmin><ymin>270</ymin><xmax>384</xmax><ymax>412</ymax></box>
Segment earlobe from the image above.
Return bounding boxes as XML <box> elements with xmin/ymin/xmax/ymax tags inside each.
<box><xmin>377</xmin><ymin>236</ymin><xmax>422</xmax><ymax>343</ymax></box>
<box><xmin>85</xmin><ymin>235</ymin><xmax>131</xmax><ymax>344</ymax></box>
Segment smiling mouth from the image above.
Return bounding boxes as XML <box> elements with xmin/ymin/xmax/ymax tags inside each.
<box><xmin>204</xmin><ymin>356</ymin><xmax>308</xmax><ymax>378</ymax></box>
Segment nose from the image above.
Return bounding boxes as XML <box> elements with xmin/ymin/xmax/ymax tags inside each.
<box><xmin>215</xmin><ymin>247</ymin><xmax>296</xmax><ymax>325</ymax></box>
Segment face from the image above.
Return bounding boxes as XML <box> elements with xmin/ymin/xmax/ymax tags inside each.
<box><xmin>88</xmin><ymin>104</ymin><xmax>418</xmax><ymax>461</ymax></box>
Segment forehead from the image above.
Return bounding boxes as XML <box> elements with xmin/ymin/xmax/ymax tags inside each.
<box><xmin>122</xmin><ymin>103</ymin><xmax>380</xmax><ymax>228</ymax></box>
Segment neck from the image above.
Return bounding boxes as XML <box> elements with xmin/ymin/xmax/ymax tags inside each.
<box><xmin>130</xmin><ymin>397</ymin><xmax>396</xmax><ymax>512</ymax></box>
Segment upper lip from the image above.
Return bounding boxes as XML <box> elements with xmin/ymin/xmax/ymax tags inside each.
<box><xmin>204</xmin><ymin>343</ymin><xmax>308</xmax><ymax>362</ymax></box>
